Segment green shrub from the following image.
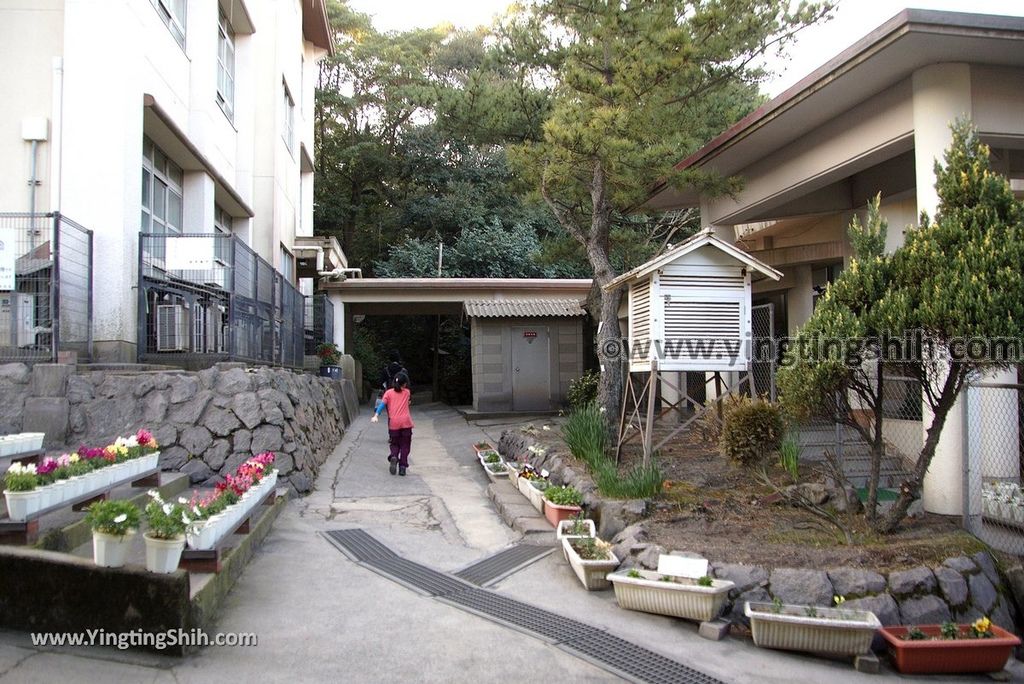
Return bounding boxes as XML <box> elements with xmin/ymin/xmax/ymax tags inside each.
<box><xmin>593</xmin><ymin>459</ymin><xmax>664</xmax><ymax>499</ymax></box>
<box><xmin>779</xmin><ymin>433</ymin><xmax>801</xmax><ymax>481</ymax></box>
<box><xmin>567</xmin><ymin>370</ymin><xmax>600</xmax><ymax>409</ymax></box>
<box><xmin>719</xmin><ymin>397</ymin><xmax>784</xmax><ymax>467</ymax></box>
<box><xmin>544</xmin><ymin>485</ymin><xmax>582</xmax><ymax>506</ymax></box>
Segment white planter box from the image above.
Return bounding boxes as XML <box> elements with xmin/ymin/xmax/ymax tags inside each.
<box><xmin>23</xmin><ymin>433</ymin><xmax>44</xmax><ymax>451</ymax></box>
<box><xmin>522</xmin><ymin>479</ymin><xmax>547</xmax><ymax>514</ymax></box>
<box><xmin>744</xmin><ymin>601</ymin><xmax>880</xmax><ymax>655</ymax></box>
<box><xmin>4</xmin><ymin>489</ymin><xmax>41</xmax><ymax>521</ymax></box>
<box><xmin>556</xmin><ymin>518</ymin><xmax>596</xmax><ymax>541</ymax></box>
<box><xmin>562</xmin><ymin>537</ymin><xmax>619</xmax><ymax>590</ymax></box>
<box><xmin>484</xmin><ymin>463</ymin><xmax>509</xmax><ymax>482</ymax></box>
<box><xmin>93</xmin><ymin>530</ymin><xmax>136</xmax><ymax>568</ymax></box>
<box><xmin>187</xmin><ymin>470</ymin><xmax>277</xmax><ymax>550</ymax></box>
<box><xmin>608</xmin><ymin>569</ymin><xmax>734</xmax><ymax>622</ymax></box>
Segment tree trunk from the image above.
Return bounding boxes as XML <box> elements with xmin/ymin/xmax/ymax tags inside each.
<box><xmin>866</xmin><ymin>363</ymin><xmax>884</xmax><ymax>523</ymax></box>
<box><xmin>876</xmin><ymin>367</ymin><xmax>962</xmax><ymax>533</ymax></box>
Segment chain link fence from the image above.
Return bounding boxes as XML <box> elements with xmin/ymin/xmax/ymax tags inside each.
<box><xmin>964</xmin><ymin>368</ymin><xmax>1024</xmax><ymax>555</ymax></box>
<box><xmin>0</xmin><ymin>212</ymin><xmax>93</xmax><ymax>364</ymax></box>
<box><xmin>139</xmin><ymin>233</ymin><xmax>304</xmax><ymax>368</ymax></box>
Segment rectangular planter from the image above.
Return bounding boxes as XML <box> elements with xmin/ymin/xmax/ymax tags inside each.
<box><xmin>544</xmin><ymin>500</ymin><xmax>582</xmax><ymax>527</ymax></box>
<box><xmin>608</xmin><ymin>568</ymin><xmax>734</xmax><ymax>622</ymax></box>
<box><xmin>745</xmin><ymin>602</ymin><xmax>880</xmax><ymax>656</ymax></box>
<box><xmin>879</xmin><ymin>624</ymin><xmax>1021</xmax><ymax>674</ymax></box>
<box><xmin>556</xmin><ymin>518</ymin><xmax>595</xmax><ymax>541</ymax></box>
<box><xmin>522</xmin><ymin>479</ymin><xmax>546</xmax><ymax>514</ymax></box>
<box><xmin>562</xmin><ymin>537</ymin><xmax>619</xmax><ymax>590</ymax></box>
<box><xmin>484</xmin><ymin>462</ymin><xmax>509</xmax><ymax>483</ymax></box>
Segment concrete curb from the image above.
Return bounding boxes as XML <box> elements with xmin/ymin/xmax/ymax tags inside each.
<box><xmin>486</xmin><ymin>481</ymin><xmax>557</xmax><ymax>545</ymax></box>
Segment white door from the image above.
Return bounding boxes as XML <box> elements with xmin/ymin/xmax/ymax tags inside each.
<box><xmin>511</xmin><ymin>327</ymin><xmax>550</xmax><ymax>411</ymax></box>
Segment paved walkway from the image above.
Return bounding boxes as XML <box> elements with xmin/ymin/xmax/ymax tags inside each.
<box><xmin>1</xmin><ymin>404</ymin><xmax>1022</xmax><ymax>683</ymax></box>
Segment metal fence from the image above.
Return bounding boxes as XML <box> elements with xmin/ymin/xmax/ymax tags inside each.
<box><xmin>0</xmin><ymin>212</ymin><xmax>93</xmax><ymax>364</ymax></box>
<box><xmin>964</xmin><ymin>369</ymin><xmax>1024</xmax><ymax>555</ymax></box>
<box><xmin>304</xmin><ymin>293</ymin><xmax>333</xmax><ymax>356</ymax></box>
<box><xmin>138</xmin><ymin>232</ymin><xmax>304</xmax><ymax>368</ymax></box>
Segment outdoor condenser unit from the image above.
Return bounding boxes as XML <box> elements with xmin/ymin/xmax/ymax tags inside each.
<box><xmin>0</xmin><ymin>293</ymin><xmax>35</xmax><ymax>347</ymax></box>
<box><xmin>156</xmin><ymin>304</ymin><xmax>189</xmax><ymax>351</ymax></box>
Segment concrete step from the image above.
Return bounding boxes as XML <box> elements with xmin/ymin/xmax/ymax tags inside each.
<box><xmin>486</xmin><ymin>481</ymin><xmax>557</xmax><ymax>545</ymax></box>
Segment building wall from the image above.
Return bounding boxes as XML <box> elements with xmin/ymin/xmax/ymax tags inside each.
<box><xmin>471</xmin><ymin>317</ymin><xmax>583</xmax><ymax>412</ymax></box>
<box><xmin>0</xmin><ymin>0</ymin><xmax>325</xmax><ymax>361</ymax></box>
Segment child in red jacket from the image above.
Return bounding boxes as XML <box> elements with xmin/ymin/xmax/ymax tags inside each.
<box><xmin>371</xmin><ymin>372</ymin><xmax>413</xmax><ymax>476</ymax></box>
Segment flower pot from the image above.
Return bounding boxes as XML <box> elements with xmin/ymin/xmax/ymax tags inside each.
<box><xmin>319</xmin><ymin>365</ymin><xmax>342</xmax><ymax>380</ymax></box>
<box><xmin>879</xmin><ymin>624</ymin><xmax>1021</xmax><ymax>674</ymax></box>
<box><xmin>544</xmin><ymin>500</ymin><xmax>582</xmax><ymax>527</ymax></box>
<box><xmin>472</xmin><ymin>443</ymin><xmax>494</xmax><ymax>455</ymax></box>
<box><xmin>92</xmin><ymin>529</ymin><xmax>136</xmax><ymax>568</ymax></box>
<box><xmin>144</xmin><ymin>533</ymin><xmax>185</xmax><ymax>573</ymax></box>
<box><xmin>561</xmin><ymin>537</ymin><xmax>619</xmax><ymax>590</ymax></box>
<box><xmin>523</xmin><ymin>480</ymin><xmax>546</xmax><ymax>514</ymax></box>
<box><xmin>24</xmin><ymin>433</ymin><xmax>44</xmax><ymax>451</ymax></box>
<box><xmin>4</xmin><ymin>489</ymin><xmax>41</xmax><ymax>521</ymax></box>
<box><xmin>187</xmin><ymin>519</ymin><xmax>218</xmax><ymax>551</ymax></box>
<box><xmin>484</xmin><ymin>463</ymin><xmax>509</xmax><ymax>483</ymax></box>
<box><xmin>609</xmin><ymin>568</ymin><xmax>734</xmax><ymax>622</ymax></box>
<box><xmin>745</xmin><ymin>601</ymin><xmax>880</xmax><ymax>655</ymax></box>
<box><xmin>556</xmin><ymin>518</ymin><xmax>596</xmax><ymax>541</ymax></box>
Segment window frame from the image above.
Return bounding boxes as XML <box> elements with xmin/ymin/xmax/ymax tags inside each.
<box><xmin>216</xmin><ymin>6</ymin><xmax>236</xmax><ymax>121</ymax></box>
<box><xmin>141</xmin><ymin>137</ymin><xmax>184</xmax><ymax>236</ymax></box>
<box><xmin>150</xmin><ymin>0</ymin><xmax>187</xmax><ymax>50</ymax></box>
<box><xmin>282</xmin><ymin>80</ymin><xmax>295</xmax><ymax>155</ymax></box>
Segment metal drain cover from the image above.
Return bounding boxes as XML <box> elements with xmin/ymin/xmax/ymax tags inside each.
<box><xmin>455</xmin><ymin>544</ymin><xmax>555</xmax><ymax>586</ymax></box>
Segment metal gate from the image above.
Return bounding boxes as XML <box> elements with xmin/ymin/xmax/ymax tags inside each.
<box><xmin>751</xmin><ymin>303</ymin><xmax>776</xmax><ymax>400</ymax></box>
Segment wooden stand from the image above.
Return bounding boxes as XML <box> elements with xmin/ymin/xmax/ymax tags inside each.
<box><xmin>0</xmin><ymin>468</ymin><xmax>161</xmax><ymax>545</ymax></box>
<box><xmin>0</xmin><ymin>449</ymin><xmax>43</xmax><ymax>469</ymax></box>
<box><xmin>179</xmin><ymin>486</ymin><xmax>278</xmax><ymax>574</ymax></box>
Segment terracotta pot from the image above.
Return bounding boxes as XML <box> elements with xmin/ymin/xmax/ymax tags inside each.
<box><xmin>880</xmin><ymin>624</ymin><xmax>1021</xmax><ymax>674</ymax></box>
<box><xmin>543</xmin><ymin>500</ymin><xmax>582</xmax><ymax>527</ymax></box>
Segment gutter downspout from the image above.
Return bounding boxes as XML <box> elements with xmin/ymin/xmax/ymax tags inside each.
<box><xmin>50</xmin><ymin>57</ymin><xmax>64</xmax><ymax>214</ymax></box>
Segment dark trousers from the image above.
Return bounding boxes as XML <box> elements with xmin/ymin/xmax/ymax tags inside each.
<box><xmin>388</xmin><ymin>428</ymin><xmax>412</xmax><ymax>467</ymax></box>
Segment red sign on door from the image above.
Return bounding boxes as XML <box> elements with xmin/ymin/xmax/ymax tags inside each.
<box><xmin>523</xmin><ymin>331</ymin><xmax>537</xmax><ymax>338</ymax></box>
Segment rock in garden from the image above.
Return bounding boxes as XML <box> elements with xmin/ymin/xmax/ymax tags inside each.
<box><xmin>887</xmin><ymin>566</ymin><xmax>936</xmax><ymax>597</ymax></box>
<box><xmin>827</xmin><ymin>567</ymin><xmax>886</xmax><ymax>597</ymax></box>
<box><xmin>713</xmin><ymin>563</ymin><xmax>769</xmax><ymax>594</ymax></box>
<box><xmin>968</xmin><ymin>572</ymin><xmax>998</xmax><ymax>613</ymax></box>
<box><xmin>251</xmin><ymin>424</ymin><xmax>284</xmax><ymax>454</ymax></box>
<box><xmin>933</xmin><ymin>566</ymin><xmax>968</xmax><ymax>608</ymax></box>
<box><xmin>769</xmin><ymin>568</ymin><xmax>833</xmax><ymax>607</ymax></box>
<box><xmin>204</xmin><ymin>406</ymin><xmax>242</xmax><ymax>437</ymax></box>
<box><xmin>231</xmin><ymin>392</ymin><xmax>262</xmax><ymax>429</ymax></box>
<box><xmin>634</xmin><ymin>544</ymin><xmax>666</xmax><ymax>570</ymax></box>
<box><xmin>942</xmin><ymin>555</ymin><xmax>977</xmax><ymax>574</ymax></box>
<box><xmin>205</xmin><ymin>439</ymin><xmax>230</xmax><ymax>472</ymax></box>
<box><xmin>289</xmin><ymin>469</ymin><xmax>313</xmax><ymax>494</ymax></box>
<box><xmin>179</xmin><ymin>425</ymin><xmax>213</xmax><ymax>454</ymax></box>
<box><xmin>783</xmin><ymin>482</ymin><xmax>829</xmax><ymax>505</ymax></box>
<box><xmin>168</xmin><ymin>390</ymin><xmax>211</xmax><ymax>423</ymax></box>
<box><xmin>973</xmin><ymin>551</ymin><xmax>1002</xmax><ymax>587</ymax></box>
<box><xmin>844</xmin><ymin>593</ymin><xmax>900</xmax><ymax>626</ymax></box>
<box><xmin>0</xmin><ymin>363</ymin><xmax>30</xmax><ymax>383</ymax></box>
<box><xmin>169</xmin><ymin>376</ymin><xmax>199</xmax><ymax>403</ymax></box>
<box><xmin>233</xmin><ymin>428</ymin><xmax>252</xmax><ymax>453</ymax></box>
<box><xmin>181</xmin><ymin>458</ymin><xmax>214</xmax><ymax>484</ymax></box>
<box><xmin>898</xmin><ymin>595</ymin><xmax>951</xmax><ymax>625</ymax></box>
<box><xmin>990</xmin><ymin>600</ymin><xmax>1014</xmax><ymax>632</ymax></box>
<box><xmin>728</xmin><ymin>587</ymin><xmax>770</xmax><ymax>627</ymax></box>
<box><xmin>158</xmin><ymin>446</ymin><xmax>189</xmax><ymax>471</ymax></box>
<box><xmin>216</xmin><ymin>368</ymin><xmax>253</xmax><ymax>395</ymax></box>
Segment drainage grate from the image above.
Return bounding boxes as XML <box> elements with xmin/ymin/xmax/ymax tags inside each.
<box><xmin>322</xmin><ymin>529</ymin><xmax>723</xmax><ymax>684</ymax></box>
<box><xmin>361</xmin><ymin>556</ymin><xmax>473</xmax><ymax>597</ymax></box>
<box><xmin>323</xmin><ymin>529</ymin><xmax>398</xmax><ymax>563</ymax></box>
<box><xmin>454</xmin><ymin>544</ymin><xmax>555</xmax><ymax>587</ymax></box>
<box><xmin>440</xmin><ymin>587</ymin><xmax>600</xmax><ymax>644</ymax></box>
<box><xmin>560</xmin><ymin>631</ymin><xmax>723</xmax><ymax>684</ymax></box>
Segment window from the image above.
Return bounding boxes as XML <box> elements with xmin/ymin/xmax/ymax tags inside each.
<box><xmin>150</xmin><ymin>0</ymin><xmax>186</xmax><ymax>49</ymax></box>
<box><xmin>216</xmin><ymin>7</ymin><xmax>235</xmax><ymax>120</ymax></box>
<box><xmin>214</xmin><ymin>204</ymin><xmax>232</xmax><ymax>263</ymax></box>
<box><xmin>282</xmin><ymin>81</ymin><xmax>295</xmax><ymax>154</ymax></box>
<box><xmin>279</xmin><ymin>245</ymin><xmax>294</xmax><ymax>283</ymax></box>
<box><xmin>141</xmin><ymin>137</ymin><xmax>184</xmax><ymax>235</ymax></box>
<box><xmin>811</xmin><ymin>263</ymin><xmax>844</xmax><ymax>310</ymax></box>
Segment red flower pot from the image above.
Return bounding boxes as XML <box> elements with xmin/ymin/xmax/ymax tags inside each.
<box><xmin>543</xmin><ymin>500</ymin><xmax>582</xmax><ymax>527</ymax></box>
<box><xmin>879</xmin><ymin>624</ymin><xmax>1021</xmax><ymax>674</ymax></box>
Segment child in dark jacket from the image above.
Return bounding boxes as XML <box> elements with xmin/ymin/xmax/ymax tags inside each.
<box><xmin>371</xmin><ymin>372</ymin><xmax>413</xmax><ymax>476</ymax></box>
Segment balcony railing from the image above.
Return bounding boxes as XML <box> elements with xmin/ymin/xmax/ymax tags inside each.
<box><xmin>138</xmin><ymin>232</ymin><xmax>304</xmax><ymax>368</ymax></box>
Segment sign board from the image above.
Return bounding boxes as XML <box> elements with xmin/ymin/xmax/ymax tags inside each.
<box><xmin>165</xmin><ymin>236</ymin><xmax>215</xmax><ymax>271</ymax></box>
<box><xmin>656</xmin><ymin>554</ymin><xmax>709</xmax><ymax>579</ymax></box>
<box><xmin>0</xmin><ymin>229</ymin><xmax>16</xmax><ymax>291</ymax></box>
<box><xmin>523</xmin><ymin>331</ymin><xmax>537</xmax><ymax>338</ymax></box>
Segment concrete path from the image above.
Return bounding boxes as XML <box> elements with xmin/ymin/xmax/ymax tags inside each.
<box><xmin>1</xmin><ymin>403</ymin><xmax>1022</xmax><ymax>683</ymax></box>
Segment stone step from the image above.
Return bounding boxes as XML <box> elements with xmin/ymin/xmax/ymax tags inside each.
<box><xmin>486</xmin><ymin>481</ymin><xmax>557</xmax><ymax>545</ymax></box>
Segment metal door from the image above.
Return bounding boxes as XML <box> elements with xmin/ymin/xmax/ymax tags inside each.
<box><xmin>751</xmin><ymin>303</ymin><xmax>776</xmax><ymax>400</ymax></box>
<box><xmin>511</xmin><ymin>326</ymin><xmax>550</xmax><ymax>411</ymax></box>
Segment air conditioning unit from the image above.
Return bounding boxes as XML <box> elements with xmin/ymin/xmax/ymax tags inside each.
<box><xmin>156</xmin><ymin>304</ymin><xmax>188</xmax><ymax>351</ymax></box>
<box><xmin>0</xmin><ymin>293</ymin><xmax>35</xmax><ymax>347</ymax></box>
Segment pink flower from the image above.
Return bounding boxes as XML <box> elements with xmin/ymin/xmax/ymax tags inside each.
<box><xmin>37</xmin><ymin>458</ymin><xmax>58</xmax><ymax>475</ymax></box>
<box><xmin>136</xmin><ymin>428</ymin><xmax>154</xmax><ymax>446</ymax></box>
<box><xmin>56</xmin><ymin>454</ymin><xmax>72</xmax><ymax>467</ymax></box>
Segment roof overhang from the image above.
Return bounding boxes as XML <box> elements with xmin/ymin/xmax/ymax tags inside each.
<box><xmin>647</xmin><ymin>10</ymin><xmax>1024</xmax><ymax>211</ymax></box>
<box><xmin>464</xmin><ymin>299</ymin><xmax>587</xmax><ymax>318</ymax></box>
<box><xmin>143</xmin><ymin>95</ymin><xmax>255</xmax><ymax>218</ymax></box>
<box><xmin>604</xmin><ymin>229</ymin><xmax>782</xmax><ymax>292</ymax></box>
<box><xmin>324</xmin><ymin>278</ymin><xmax>592</xmax><ymax>303</ymax></box>
<box><xmin>301</xmin><ymin>0</ymin><xmax>334</xmax><ymax>56</ymax></box>
<box><xmin>293</xmin><ymin>235</ymin><xmax>347</xmax><ymax>279</ymax></box>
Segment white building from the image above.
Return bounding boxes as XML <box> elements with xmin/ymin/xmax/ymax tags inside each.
<box><xmin>0</xmin><ymin>0</ymin><xmax>335</xmax><ymax>364</ymax></box>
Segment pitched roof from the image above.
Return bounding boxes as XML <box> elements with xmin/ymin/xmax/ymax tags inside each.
<box><xmin>604</xmin><ymin>228</ymin><xmax>782</xmax><ymax>291</ymax></box>
<box><xmin>464</xmin><ymin>299</ymin><xmax>587</xmax><ymax>318</ymax></box>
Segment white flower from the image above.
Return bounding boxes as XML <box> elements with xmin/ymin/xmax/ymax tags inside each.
<box><xmin>178</xmin><ymin>497</ymin><xmax>189</xmax><ymax>505</ymax></box>
<box><xmin>125</xmin><ymin>436</ymin><xmax>139</xmax><ymax>448</ymax></box>
<box><xmin>599</xmin><ymin>406</ymin><xmax>607</xmax><ymax>413</ymax></box>
<box><xmin>162</xmin><ymin>503</ymin><xmax>173</xmax><ymax>515</ymax></box>
<box><xmin>540</xmin><ymin>469</ymin><xmax>549</xmax><ymax>478</ymax></box>
<box><xmin>181</xmin><ymin>513</ymin><xmax>191</xmax><ymax>525</ymax></box>
<box><xmin>193</xmin><ymin>506</ymin><xmax>202</xmax><ymax>516</ymax></box>
<box><xmin>112</xmin><ymin>514</ymin><xmax>127</xmax><ymax>524</ymax></box>
<box><xmin>542</xmin><ymin>425</ymin><xmax>551</xmax><ymax>431</ymax></box>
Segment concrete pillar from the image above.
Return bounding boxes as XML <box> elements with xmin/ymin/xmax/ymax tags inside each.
<box><xmin>914</xmin><ymin>63</ymin><xmax>972</xmax><ymax>515</ymax></box>
<box><xmin>786</xmin><ymin>265</ymin><xmax>814</xmax><ymax>337</ymax></box>
<box><xmin>327</xmin><ymin>292</ymin><xmax>346</xmax><ymax>352</ymax></box>
<box><xmin>182</xmin><ymin>172</ymin><xmax>215</xmax><ymax>232</ymax></box>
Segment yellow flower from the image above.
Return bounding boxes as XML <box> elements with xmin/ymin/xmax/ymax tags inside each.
<box><xmin>69</xmin><ymin>454</ymin><xmax>80</xmax><ymax>463</ymax></box>
<box><xmin>834</xmin><ymin>595</ymin><xmax>846</xmax><ymax>606</ymax></box>
<box><xmin>973</xmin><ymin>617</ymin><xmax>992</xmax><ymax>635</ymax></box>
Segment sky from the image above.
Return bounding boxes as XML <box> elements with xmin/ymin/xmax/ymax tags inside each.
<box><xmin>345</xmin><ymin>0</ymin><xmax>1024</xmax><ymax>96</ymax></box>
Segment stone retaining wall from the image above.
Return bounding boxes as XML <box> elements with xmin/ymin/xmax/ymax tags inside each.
<box><xmin>0</xmin><ymin>363</ymin><xmax>359</xmax><ymax>494</ymax></box>
<box><xmin>499</xmin><ymin>427</ymin><xmax>1022</xmax><ymax>635</ymax></box>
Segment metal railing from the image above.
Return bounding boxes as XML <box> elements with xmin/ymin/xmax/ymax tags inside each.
<box><xmin>138</xmin><ymin>232</ymin><xmax>304</xmax><ymax>368</ymax></box>
<box><xmin>0</xmin><ymin>212</ymin><xmax>93</xmax><ymax>364</ymax></box>
<box><xmin>304</xmin><ymin>293</ymin><xmax>333</xmax><ymax>356</ymax></box>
